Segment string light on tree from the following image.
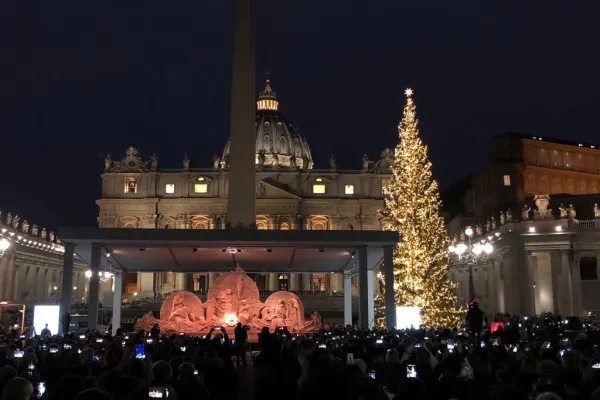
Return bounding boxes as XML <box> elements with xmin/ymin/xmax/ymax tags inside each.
<box><xmin>375</xmin><ymin>88</ymin><xmax>463</xmax><ymax>328</ymax></box>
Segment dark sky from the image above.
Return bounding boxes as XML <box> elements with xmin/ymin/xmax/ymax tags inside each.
<box><xmin>1</xmin><ymin>1</ymin><xmax>598</xmax><ymax>229</ymax></box>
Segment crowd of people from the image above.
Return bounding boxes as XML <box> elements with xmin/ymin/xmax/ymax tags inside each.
<box><xmin>0</xmin><ymin>309</ymin><xmax>599</xmax><ymax>400</ymax></box>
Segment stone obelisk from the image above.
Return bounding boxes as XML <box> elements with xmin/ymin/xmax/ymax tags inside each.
<box><xmin>226</xmin><ymin>0</ymin><xmax>256</xmax><ymax>227</ymax></box>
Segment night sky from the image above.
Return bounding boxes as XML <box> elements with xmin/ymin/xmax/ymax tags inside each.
<box><xmin>1</xmin><ymin>1</ymin><xmax>598</xmax><ymax>229</ymax></box>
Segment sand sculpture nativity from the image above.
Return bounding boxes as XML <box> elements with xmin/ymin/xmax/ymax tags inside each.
<box><xmin>135</xmin><ymin>265</ymin><xmax>322</xmax><ymax>335</ymax></box>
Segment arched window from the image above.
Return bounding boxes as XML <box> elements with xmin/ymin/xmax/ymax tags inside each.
<box><xmin>190</xmin><ymin>216</ymin><xmax>209</xmax><ymax>230</ymax></box>
<box><xmin>256</xmin><ymin>222</ymin><xmax>268</xmax><ymax>230</ymax></box>
<box><xmin>121</xmin><ymin>217</ymin><xmax>138</xmax><ymax>228</ymax></box>
<box><xmin>279</xmin><ymin>222</ymin><xmax>290</xmax><ymax>230</ymax></box>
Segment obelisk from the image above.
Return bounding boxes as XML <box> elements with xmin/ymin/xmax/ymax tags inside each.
<box><xmin>226</xmin><ymin>0</ymin><xmax>256</xmax><ymax>227</ymax></box>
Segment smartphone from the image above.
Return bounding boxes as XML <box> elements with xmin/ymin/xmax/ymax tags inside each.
<box><xmin>447</xmin><ymin>340</ymin><xmax>455</xmax><ymax>353</ymax></box>
<box><xmin>179</xmin><ymin>332</ymin><xmax>185</xmax><ymax>336</ymax></box>
<box><xmin>27</xmin><ymin>361</ymin><xmax>35</xmax><ymax>375</ymax></box>
<box><xmin>214</xmin><ymin>326</ymin><xmax>221</xmax><ymax>330</ymax></box>
<box><xmin>148</xmin><ymin>386</ymin><xmax>167</xmax><ymax>399</ymax></box>
<box><xmin>79</xmin><ymin>335</ymin><xmax>86</xmax><ymax>340</ymax></box>
<box><xmin>180</xmin><ymin>346</ymin><xmax>186</xmax><ymax>352</ymax></box>
<box><xmin>122</xmin><ymin>341</ymin><xmax>126</xmax><ymax>347</ymax></box>
<box><xmin>14</xmin><ymin>349</ymin><xmax>24</xmax><ymax>358</ymax></box>
<box><xmin>135</xmin><ymin>344</ymin><xmax>145</xmax><ymax>360</ymax></box>
<box><xmin>368</xmin><ymin>371</ymin><xmax>376</xmax><ymax>379</ymax></box>
<box><xmin>37</xmin><ymin>382</ymin><xmax>46</xmax><ymax>398</ymax></box>
<box><xmin>480</xmin><ymin>341</ymin><xmax>486</xmax><ymax>348</ymax></box>
<box><xmin>406</xmin><ymin>364</ymin><xmax>418</xmax><ymax>379</ymax></box>
<box><xmin>194</xmin><ymin>369</ymin><xmax>198</xmax><ymax>375</ymax></box>
<box><xmin>414</xmin><ymin>343</ymin><xmax>422</xmax><ymax>348</ymax></box>
<box><xmin>592</xmin><ymin>363</ymin><xmax>600</xmax><ymax>369</ymax></box>
<box><xmin>93</xmin><ymin>355</ymin><xmax>100</xmax><ymax>361</ymax></box>
<box><xmin>146</xmin><ymin>338</ymin><xmax>154</xmax><ymax>344</ymax></box>
<box><xmin>49</xmin><ymin>348</ymin><xmax>59</xmax><ymax>354</ymax></box>
<box><xmin>41</xmin><ymin>344</ymin><xmax>47</xmax><ymax>351</ymax></box>
<box><xmin>63</xmin><ymin>344</ymin><xmax>72</xmax><ymax>350</ymax></box>
<box><xmin>560</xmin><ymin>349</ymin><xmax>565</xmax><ymax>356</ymax></box>
<box><xmin>96</xmin><ymin>338</ymin><xmax>103</xmax><ymax>343</ymax></box>
<box><xmin>318</xmin><ymin>344</ymin><xmax>327</xmax><ymax>349</ymax></box>
<box><xmin>231</xmin><ymin>339</ymin><xmax>235</xmax><ymax>345</ymax></box>
<box><xmin>375</xmin><ymin>339</ymin><xmax>383</xmax><ymax>344</ymax></box>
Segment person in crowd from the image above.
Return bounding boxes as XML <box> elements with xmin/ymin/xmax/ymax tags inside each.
<box><xmin>466</xmin><ymin>301</ymin><xmax>484</xmax><ymax>340</ymax></box>
<box><xmin>233</xmin><ymin>323</ymin><xmax>248</xmax><ymax>367</ymax></box>
<box><xmin>1</xmin><ymin>378</ymin><xmax>33</xmax><ymax>400</ymax></box>
<box><xmin>40</xmin><ymin>324</ymin><xmax>51</xmax><ymax>338</ymax></box>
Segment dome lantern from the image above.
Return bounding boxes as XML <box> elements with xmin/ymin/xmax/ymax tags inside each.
<box><xmin>257</xmin><ymin>77</ymin><xmax>279</xmax><ymax>111</ymax></box>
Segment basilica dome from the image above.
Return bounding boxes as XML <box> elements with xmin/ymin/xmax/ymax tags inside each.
<box><xmin>221</xmin><ymin>78</ymin><xmax>314</xmax><ymax>169</ymax></box>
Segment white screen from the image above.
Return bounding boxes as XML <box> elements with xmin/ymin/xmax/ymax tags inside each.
<box><xmin>396</xmin><ymin>306</ymin><xmax>421</xmax><ymax>330</ymax></box>
<box><xmin>33</xmin><ymin>305</ymin><xmax>60</xmax><ymax>336</ymax></box>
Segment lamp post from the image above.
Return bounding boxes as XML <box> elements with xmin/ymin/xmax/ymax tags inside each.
<box><xmin>449</xmin><ymin>226</ymin><xmax>495</xmax><ymax>302</ymax></box>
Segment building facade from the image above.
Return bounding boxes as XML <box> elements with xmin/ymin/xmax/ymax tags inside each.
<box><xmin>96</xmin><ymin>79</ymin><xmax>393</xmax><ymax>300</ymax></box>
<box><xmin>0</xmin><ymin>213</ymin><xmax>88</xmax><ymax>305</ymax></box>
<box><xmin>448</xmin><ymin>133</ymin><xmax>600</xmax><ymax>317</ymax></box>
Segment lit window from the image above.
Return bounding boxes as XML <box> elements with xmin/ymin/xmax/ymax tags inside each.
<box><xmin>165</xmin><ymin>184</ymin><xmax>175</xmax><ymax>194</ymax></box>
<box><xmin>313</xmin><ymin>184</ymin><xmax>326</xmax><ymax>194</ymax></box>
<box><xmin>124</xmin><ymin>178</ymin><xmax>137</xmax><ymax>194</ymax></box>
<box><xmin>503</xmin><ymin>175</ymin><xmax>511</xmax><ymax>186</ymax></box>
<box><xmin>344</xmin><ymin>184</ymin><xmax>354</xmax><ymax>194</ymax></box>
<box><xmin>194</xmin><ymin>183</ymin><xmax>208</xmax><ymax>193</ymax></box>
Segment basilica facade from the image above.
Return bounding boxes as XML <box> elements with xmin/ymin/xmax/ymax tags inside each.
<box><xmin>96</xmin><ymin>79</ymin><xmax>394</xmax><ymax>300</ymax></box>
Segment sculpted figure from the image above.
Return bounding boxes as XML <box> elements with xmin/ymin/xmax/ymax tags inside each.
<box><xmin>302</xmin><ymin>156</ymin><xmax>309</xmax><ymax>170</ymax></box>
<box><xmin>31</xmin><ymin>224</ymin><xmax>38</xmax><ymax>236</ymax></box>
<box><xmin>135</xmin><ymin>311</ymin><xmax>158</xmax><ymax>332</ymax></box>
<box><xmin>212</xmin><ymin>154</ymin><xmax>220</xmax><ymax>169</ymax></box>
<box><xmin>21</xmin><ymin>220</ymin><xmax>29</xmax><ymax>234</ymax></box>
<box><xmin>272</xmin><ymin>153</ymin><xmax>279</xmax><ymax>168</ymax></box>
<box><xmin>500</xmin><ymin>211</ymin><xmax>506</xmax><ymax>226</ymax></box>
<box><xmin>559</xmin><ymin>203</ymin><xmax>567</xmax><ymax>219</ymax></box>
<box><xmin>238</xmin><ymin>299</ymin><xmax>253</xmax><ymax>325</ymax></box>
<box><xmin>522</xmin><ymin>205</ymin><xmax>531</xmax><ymax>221</ymax></box>
<box><xmin>223</xmin><ymin>155</ymin><xmax>230</xmax><ymax>168</ymax></box>
<box><xmin>567</xmin><ymin>204</ymin><xmax>576</xmax><ymax>220</ymax></box>
<box><xmin>475</xmin><ymin>225</ymin><xmax>482</xmax><ymax>236</ymax></box>
<box><xmin>595</xmin><ymin>203</ymin><xmax>600</xmax><ymax>218</ymax></box>
<box><xmin>290</xmin><ymin>154</ymin><xmax>297</xmax><ymax>168</ymax></box>
<box><xmin>182</xmin><ymin>154</ymin><xmax>190</xmax><ymax>170</ymax></box>
<box><xmin>104</xmin><ymin>154</ymin><xmax>112</xmax><ymax>171</ymax></box>
<box><xmin>362</xmin><ymin>154</ymin><xmax>369</xmax><ymax>171</ymax></box>
<box><xmin>41</xmin><ymin>228</ymin><xmax>47</xmax><ymax>240</ymax></box>
<box><xmin>506</xmin><ymin>209</ymin><xmax>513</xmax><ymax>222</ymax></box>
<box><xmin>49</xmin><ymin>231</ymin><xmax>55</xmax><ymax>242</ymax></box>
<box><xmin>329</xmin><ymin>154</ymin><xmax>337</xmax><ymax>170</ymax></box>
<box><xmin>6</xmin><ymin>213</ymin><xmax>12</xmax><ymax>226</ymax></box>
<box><xmin>215</xmin><ymin>289</ymin><xmax>234</xmax><ymax>318</ymax></box>
<box><xmin>149</xmin><ymin>154</ymin><xmax>158</xmax><ymax>171</ymax></box>
<box><xmin>301</xmin><ymin>311</ymin><xmax>322</xmax><ymax>332</ymax></box>
<box><xmin>257</xmin><ymin>150</ymin><xmax>266</xmax><ymax>166</ymax></box>
<box><xmin>491</xmin><ymin>216</ymin><xmax>496</xmax><ymax>230</ymax></box>
<box><xmin>285</xmin><ymin>298</ymin><xmax>302</xmax><ymax>330</ymax></box>
<box><xmin>12</xmin><ymin>215</ymin><xmax>19</xmax><ymax>229</ymax></box>
<box><xmin>168</xmin><ymin>293</ymin><xmax>204</xmax><ymax>331</ymax></box>
<box><xmin>485</xmin><ymin>219</ymin><xmax>491</xmax><ymax>232</ymax></box>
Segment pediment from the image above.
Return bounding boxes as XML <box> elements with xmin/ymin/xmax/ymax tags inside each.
<box><xmin>257</xmin><ymin>178</ymin><xmax>301</xmax><ymax>200</ymax></box>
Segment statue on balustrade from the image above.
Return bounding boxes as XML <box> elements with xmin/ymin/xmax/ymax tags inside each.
<box><xmin>212</xmin><ymin>154</ymin><xmax>220</xmax><ymax>170</ymax></box>
<box><xmin>5</xmin><ymin>212</ymin><xmax>11</xmax><ymax>226</ymax></box>
<box><xmin>41</xmin><ymin>228</ymin><xmax>47</xmax><ymax>240</ymax></box>
<box><xmin>559</xmin><ymin>204</ymin><xmax>568</xmax><ymax>219</ymax></box>
<box><xmin>31</xmin><ymin>225</ymin><xmax>38</xmax><ymax>236</ymax></box>
<box><xmin>506</xmin><ymin>209</ymin><xmax>513</xmax><ymax>222</ymax></box>
<box><xmin>534</xmin><ymin>194</ymin><xmax>552</xmax><ymax>219</ymax></box>
<box><xmin>21</xmin><ymin>220</ymin><xmax>29</xmax><ymax>234</ymax></box>
<box><xmin>491</xmin><ymin>216</ymin><xmax>496</xmax><ymax>230</ymax></box>
<box><xmin>500</xmin><ymin>211</ymin><xmax>506</xmax><ymax>226</ymax></box>
<box><xmin>521</xmin><ymin>205</ymin><xmax>531</xmax><ymax>221</ymax></box>
<box><xmin>485</xmin><ymin>219</ymin><xmax>491</xmax><ymax>232</ymax></box>
<box><xmin>12</xmin><ymin>215</ymin><xmax>19</xmax><ymax>229</ymax></box>
<box><xmin>567</xmin><ymin>204</ymin><xmax>577</xmax><ymax>220</ymax></box>
<box><xmin>594</xmin><ymin>203</ymin><xmax>600</xmax><ymax>219</ymax></box>
<box><xmin>49</xmin><ymin>231</ymin><xmax>55</xmax><ymax>242</ymax></box>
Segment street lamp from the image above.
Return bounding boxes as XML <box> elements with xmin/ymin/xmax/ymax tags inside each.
<box><xmin>449</xmin><ymin>226</ymin><xmax>495</xmax><ymax>302</ymax></box>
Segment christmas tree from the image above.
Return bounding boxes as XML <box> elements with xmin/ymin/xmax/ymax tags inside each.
<box><xmin>380</xmin><ymin>88</ymin><xmax>463</xmax><ymax>327</ymax></box>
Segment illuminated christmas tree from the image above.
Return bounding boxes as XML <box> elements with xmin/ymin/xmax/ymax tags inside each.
<box><xmin>379</xmin><ymin>88</ymin><xmax>463</xmax><ymax>327</ymax></box>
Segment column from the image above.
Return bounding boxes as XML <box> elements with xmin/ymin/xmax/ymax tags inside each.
<box><xmin>219</xmin><ymin>216</ymin><xmax>227</xmax><ymax>229</ymax></box>
<box><xmin>59</xmin><ymin>244</ymin><xmax>75</xmax><ymax>334</ymax></box>
<box><xmin>383</xmin><ymin>245</ymin><xmax>396</xmax><ymax>329</ymax></box>
<box><xmin>0</xmin><ymin>256</ymin><xmax>6</xmax><ymax>300</ymax></box>
<box><xmin>291</xmin><ymin>215</ymin><xmax>300</xmax><ymax>230</ymax></box>
<box><xmin>561</xmin><ymin>250</ymin><xmax>573</xmax><ymax>315</ymax></box>
<box><xmin>301</xmin><ymin>274</ymin><xmax>311</xmax><ymax>291</ymax></box>
<box><xmin>208</xmin><ymin>273</ymin><xmax>217</xmax><ymax>290</ymax></box>
<box><xmin>571</xmin><ymin>258</ymin><xmax>583</xmax><ymax>316</ymax></box>
<box><xmin>186</xmin><ymin>273</ymin><xmax>195</xmax><ymax>292</ymax></box>
<box><xmin>522</xmin><ymin>251</ymin><xmax>535</xmax><ymax>315</ymax></box>
<box><xmin>175</xmin><ymin>273</ymin><xmax>187</xmax><ymax>291</ymax></box>
<box><xmin>112</xmin><ymin>273</ymin><xmax>122</xmax><ymax>335</ymax></box>
<box><xmin>367</xmin><ymin>269</ymin><xmax>374</xmax><ymax>327</ymax></box>
<box><xmin>358</xmin><ymin>246</ymin><xmax>369</xmax><ymax>328</ymax></box>
<box><xmin>269</xmin><ymin>273</ymin><xmax>278</xmax><ymax>291</ymax></box>
<box><xmin>289</xmin><ymin>273</ymin><xmax>298</xmax><ymax>291</ymax></box>
<box><xmin>550</xmin><ymin>251</ymin><xmax>561</xmax><ymax>314</ymax></box>
<box><xmin>344</xmin><ymin>273</ymin><xmax>352</xmax><ymax>326</ymax></box>
<box><xmin>88</xmin><ymin>244</ymin><xmax>101</xmax><ymax>330</ymax></box>
<box><xmin>209</xmin><ymin>215</ymin><xmax>217</xmax><ymax>230</ymax></box>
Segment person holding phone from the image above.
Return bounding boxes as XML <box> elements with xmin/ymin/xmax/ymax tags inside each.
<box><xmin>234</xmin><ymin>322</ymin><xmax>248</xmax><ymax>367</ymax></box>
